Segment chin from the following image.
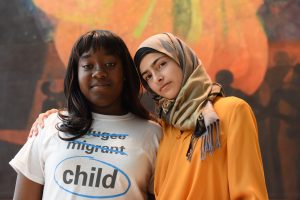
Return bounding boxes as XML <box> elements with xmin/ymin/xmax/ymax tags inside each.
<box><xmin>164</xmin><ymin>96</ymin><xmax>175</xmax><ymax>100</ymax></box>
<box><xmin>164</xmin><ymin>93</ymin><xmax>177</xmax><ymax>100</ymax></box>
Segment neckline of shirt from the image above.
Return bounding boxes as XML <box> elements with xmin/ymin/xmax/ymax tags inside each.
<box><xmin>92</xmin><ymin>112</ymin><xmax>134</xmax><ymax>121</ymax></box>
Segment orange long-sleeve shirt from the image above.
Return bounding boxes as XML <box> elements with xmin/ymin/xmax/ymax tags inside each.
<box><xmin>154</xmin><ymin>96</ymin><xmax>268</xmax><ymax>200</ymax></box>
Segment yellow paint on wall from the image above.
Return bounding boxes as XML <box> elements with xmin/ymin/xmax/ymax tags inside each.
<box><xmin>133</xmin><ymin>0</ymin><xmax>157</xmax><ymax>38</ymax></box>
<box><xmin>186</xmin><ymin>0</ymin><xmax>203</xmax><ymax>43</ymax></box>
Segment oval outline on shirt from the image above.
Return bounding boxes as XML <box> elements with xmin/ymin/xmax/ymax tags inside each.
<box><xmin>54</xmin><ymin>155</ymin><xmax>131</xmax><ymax>198</ymax></box>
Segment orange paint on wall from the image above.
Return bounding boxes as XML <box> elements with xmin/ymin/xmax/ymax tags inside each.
<box><xmin>33</xmin><ymin>0</ymin><xmax>268</xmax><ymax>95</ymax></box>
<box><xmin>186</xmin><ymin>0</ymin><xmax>268</xmax><ymax>95</ymax></box>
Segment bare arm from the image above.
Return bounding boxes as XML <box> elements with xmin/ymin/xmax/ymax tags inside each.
<box><xmin>13</xmin><ymin>173</ymin><xmax>43</xmax><ymax>200</ymax></box>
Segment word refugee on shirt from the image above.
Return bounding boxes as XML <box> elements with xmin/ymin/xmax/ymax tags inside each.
<box><xmin>66</xmin><ymin>131</ymin><xmax>128</xmax><ymax>155</ymax></box>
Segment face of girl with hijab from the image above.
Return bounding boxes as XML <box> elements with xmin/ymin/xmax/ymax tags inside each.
<box><xmin>139</xmin><ymin>52</ymin><xmax>183</xmax><ymax>100</ymax></box>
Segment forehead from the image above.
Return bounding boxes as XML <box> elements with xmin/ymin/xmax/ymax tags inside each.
<box><xmin>139</xmin><ymin>52</ymin><xmax>166</xmax><ymax>70</ymax></box>
<box><xmin>80</xmin><ymin>48</ymin><xmax>118</xmax><ymax>59</ymax></box>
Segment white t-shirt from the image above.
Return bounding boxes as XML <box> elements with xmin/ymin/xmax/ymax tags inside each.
<box><xmin>10</xmin><ymin>112</ymin><xmax>162</xmax><ymax>200</ymax></box>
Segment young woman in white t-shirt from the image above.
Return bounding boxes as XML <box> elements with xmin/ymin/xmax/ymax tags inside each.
<box><xmin>10</xmin><ymin>30</ymin><xmax>161</xmax><ymax>200</ymax></box>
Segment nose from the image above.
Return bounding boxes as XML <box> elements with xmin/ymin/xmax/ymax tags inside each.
<box><xmin>92</xmin><ymin>65</ymin><xmax>107</xmax><ymax>79</ymax></box>
<box><xmin>154</xmin><ymin>74</ymin><xmax>163</xmax><ymax>83</ymax></box>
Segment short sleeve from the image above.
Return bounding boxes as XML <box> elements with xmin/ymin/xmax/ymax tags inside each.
<box><xmin>8</xmin><ymin>113</ymin><xmax>60</xmax><ymax>185</ymax></box>
<box><xmin>9</xmin><ymin>135</ymin><xmax>44</xmax><ymax>184</ymax></box>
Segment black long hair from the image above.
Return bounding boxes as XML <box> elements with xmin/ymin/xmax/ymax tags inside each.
<box><xmin>57</xmin><ymin>30</ymin><xmax>151</xmax><ymax>140</ymax></box>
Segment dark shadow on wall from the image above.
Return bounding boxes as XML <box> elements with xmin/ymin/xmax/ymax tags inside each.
<box><xmin>257</xmin><ymin>1</ymin><xmax>300</xmax><ymax>198</ymax></box>
<box><xmin>0</xmin><ymin>0</ymin><xmax>48</xmax><ymax>129</ymax></box>
<box><xmin>0</xmin><ymin>0</ymin><xmax>46</xmax><ymax>199</ymax></box>
<box><xmin>0</xmin><ymin>141</ymin><xmax>21</xmax><ymax>199</ymax></box>
<box><xmin>41</xmin><ymin>81</ymin><xmax>64</xmax><ymax>112</ymax></box>
<box><xmin>0</xmin><ymin>0</ymin><xmax>64</xmax><ymax>199</ymax></box>
<box><xmin>215</xmin><ymin>51</ymin><xmax>300</xmax><ymax>199</ymax></box>
<box><xmin>0</xmin><ymin>0</ymin><xmax>47</xmax><ymax>198</ymax></box>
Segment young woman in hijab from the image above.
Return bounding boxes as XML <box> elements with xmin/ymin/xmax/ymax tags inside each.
<box><xmin>29</xmin><ymin>32</ymin><xmax>268</xmax><ymax>199</ymax></box>
<box><xmin>133</xmin><ymin>32</ymin><xmax>268</xmax><ymax>199</ymax></box>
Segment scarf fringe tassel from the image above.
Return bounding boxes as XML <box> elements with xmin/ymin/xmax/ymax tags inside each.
<box><xmin>186</xmin><ymin>121</ymin><xmax>221</xmax><ymax>161</ymax></box>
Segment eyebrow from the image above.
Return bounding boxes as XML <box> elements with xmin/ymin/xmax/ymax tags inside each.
<box><xmin>81</xmin><ymin>53</ymin><xmax>92</xmax><ymax>59</ymax></box>
<box><xmin>81</xmin><ymin>51</ymin><xmax>116</xmax><ymax>59</ymax></box>
<box><xmin>141</xmin><ymin>55</ymin><xmax>165</xmax><ymax>76</ymax></box>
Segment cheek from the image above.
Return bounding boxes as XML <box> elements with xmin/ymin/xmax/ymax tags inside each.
<box><xmin>78</xmin><ymin>72</ymin><xmax>86</xmax><ymax>84</ymax></box>
<box><xmin>173</xmin><ymin>69</ymin><xmax>183</xmax><ymax>93</ymax></box>
<box><xmin>114</xmin><ymin>70</ymin><xmax>125</xmax><ymax>90</ymax></box>
<box><xmin>147</xmin><ymin>82</ymin><xmax>158</xmax><ymax>93</ymax></box>
<box><xmin>78</xmin><ymin>68</ymin><xmax>86</xmax><ymax>80</ymax></box>
<box><xmin>78</xmin><ymin>72</ymin><xmax>90</xmax><ymax>91</ymax></box>
<box><xmin>175</xmin><ymin>68</ymin><xmax>184</xmax><ymax>85</ymax></box>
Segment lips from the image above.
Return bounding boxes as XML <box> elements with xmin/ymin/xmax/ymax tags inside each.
<box><xmin>159</xmin><ymin>82</ymin><xmax>171</xmax><ymax>92</ymax></box>
<box><xmin>90</xmin><ymin>81</ymin><xmax>111</xmax><ymax>89</ymax></box>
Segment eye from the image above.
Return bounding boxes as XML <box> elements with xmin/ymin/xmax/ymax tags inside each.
<box><xmin>104</xmin><ymin>62</ymin><xmax>116</xmax><ymax>69</ymax></box>
<box><xmin>82</xmin><ymin>64</ymin><xmax>93</xmax><ymax>70</ymax></box>
<box><xmin>158</xmin><ymin>61</ymin><xmax>167</xmax><ymax>69</ymax></box>
<box><xmin>143</xmin><ymin>74</ymin><xmax>153</xmax><ymax>82</ymax></box>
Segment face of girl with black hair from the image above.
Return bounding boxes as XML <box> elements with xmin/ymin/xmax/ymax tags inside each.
<box><xmin>139</xmin><ymin>52</ymin><xmax>183</xmax><ymax>100</ymax></box>
<box><xmin>78</xmin><ymin>48</ymin><xmax>125</xmax><ymax>115</ymax></box>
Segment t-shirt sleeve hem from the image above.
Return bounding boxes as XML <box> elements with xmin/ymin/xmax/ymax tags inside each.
<box><xmin>9</xmin><ymin>159</ymin><xmax>44</xmax><ymax>185</ymax></box>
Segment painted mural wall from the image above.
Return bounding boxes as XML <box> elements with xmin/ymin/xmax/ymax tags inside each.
<box><xmin>0</xmin><ymin>0</ymin><xmax>299</xmax><ymax>199</ymax></box>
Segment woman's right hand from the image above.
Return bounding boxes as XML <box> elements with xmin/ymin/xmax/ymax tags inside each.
<box><xmin>28</xmin><ymin>108</ymin><xmax>58</xmax><ymax>138</ymax></box>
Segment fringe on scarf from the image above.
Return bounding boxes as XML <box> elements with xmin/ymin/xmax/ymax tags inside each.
<box><xmin>186</xmin><ymin>114</ymin><xmax>221</xmax><ymax>161</ymax></box>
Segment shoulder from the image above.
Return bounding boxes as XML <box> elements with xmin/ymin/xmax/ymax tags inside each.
<box><xmin>214</xmin><ymin>96</ymin><xmax>247</xmax><ymax>106</ymax></box>
<box><xmin>144</xmin><ymin>119</ymin><xmax>162</xmax><ymax>131</ymax></box>
<box><xmin>213</xmin><ymin>96</ymin><xmax>256</xmax><ymax>124</ymax></box>
<box><xmin>36</xmin><ymin>112</ymin><xmax>62</xmax><ymax>140</ymax></box>
<box><xmin>41</xmin><ymin>112</ymin><xmax>61</xmax><ymax>131</ymax></box>
<box><xmin>131</xmin><ymin>114</ymin><xmax>162</xmax><ymax>129</ymax></box>
<box><xmin>130</xmin><ymin>114</ymin><xmax>163</xmax><ymax>139</ymax></box>
<box><xmin>141</xmin><ymin>119</ymin><xmax>162</xmax><ymax>139</ymax></box>
<box><xmin>45</xmin><ymin>112</ymin><xmax>61</xmax><ymax>125</ymax></box>
<box><xmin>213</xmin><ymin>96</ymin><xmax>252</xmax><ymax>113</ymax></box>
